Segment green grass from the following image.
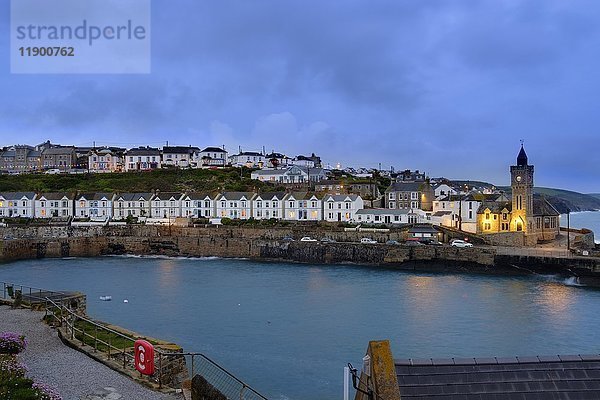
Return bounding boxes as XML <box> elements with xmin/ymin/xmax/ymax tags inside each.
<box><xmin>0</xmin><ymin>167</ymin><xmax>284</xmax><ymax>193</ymax></box>
<box><xmin>73</xmin><ymin>319</ymin><xmax>159</xmax><ymax>353</ymax></box>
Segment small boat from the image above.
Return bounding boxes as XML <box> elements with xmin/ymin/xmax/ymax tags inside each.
<box><xmin>99</xmin><ymin>296</ymin><xmax>112</xmax><ymax>301</ymax></box>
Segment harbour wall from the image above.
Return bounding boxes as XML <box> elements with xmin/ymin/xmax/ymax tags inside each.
<box><xmin>1</xmin><ymin>225</ymin><xmax>599</xmax><ymax>285</ymax></box>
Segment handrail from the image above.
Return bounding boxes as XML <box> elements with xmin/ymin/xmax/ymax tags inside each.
<box><xmin>9</xmin><ymin>282</ymin><xmax>268</xmax><ymax>398</ymax></box>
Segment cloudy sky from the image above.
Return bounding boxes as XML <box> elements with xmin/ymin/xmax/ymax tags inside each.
<box><xmin>1</xmin><ymin>0</ymin><xmax>599</xmax><ymax>192</ymax></box>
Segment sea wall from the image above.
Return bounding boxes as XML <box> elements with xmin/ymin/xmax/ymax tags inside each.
<box><xmin>1</xmin><ymin>225</ymin><xmax>600</xmax><ymax>284</ymax></box>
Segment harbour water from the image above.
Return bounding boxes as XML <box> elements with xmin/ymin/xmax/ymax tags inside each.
<box><xmin>560</xmin><ymin>210</ymin><xmax>600</xmax><ymax>244</ymax></box>
<box><xmin>1</xmin><ymin>256</ymin><xmax>600</xmax><ymax>399</ymax></box>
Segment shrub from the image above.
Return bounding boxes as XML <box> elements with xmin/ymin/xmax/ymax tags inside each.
<box><xmin>0</xmin><ymin>332</ymin><xmax>27</xmax><ymax>354</ymax></box>
<box><xmin>32</xmin><ymin>382</ymin><xmax>62</xmax><ymax>400</ymax></box>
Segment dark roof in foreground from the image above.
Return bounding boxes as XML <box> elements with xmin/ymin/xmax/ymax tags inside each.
<box><xmin>396</xmin><ymin>354</ymin><xmax>600</xmax><ymax>399</ymax></box>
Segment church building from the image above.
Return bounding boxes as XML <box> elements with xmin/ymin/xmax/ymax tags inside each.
<box><xmin>476</xmin><ymin>144</ymin><xmax>560</xmax><ymax>246</ymax></box>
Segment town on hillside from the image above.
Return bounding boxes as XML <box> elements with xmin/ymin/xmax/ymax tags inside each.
<box><xmin>0</xmin><ymin>141</ymin><xmax>580</xmax><ymax>247</ymax></box>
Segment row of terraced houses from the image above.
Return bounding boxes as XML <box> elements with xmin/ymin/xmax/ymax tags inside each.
<box><xmin>0</xmin><ymin>192</ymin><xmax>370</xmax><ymax>223</ymax></box>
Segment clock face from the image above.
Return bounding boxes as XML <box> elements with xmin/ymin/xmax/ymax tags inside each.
<box><xmin>516</xmin><ymin>176</ymin><xmax>522</xmax><ymax>182</ymax></box>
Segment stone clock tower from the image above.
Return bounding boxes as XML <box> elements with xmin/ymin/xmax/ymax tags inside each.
<box><xmin>510</xmin><ymin>144</ymin><xmax>534</xmax><ymax>233</ymax></box>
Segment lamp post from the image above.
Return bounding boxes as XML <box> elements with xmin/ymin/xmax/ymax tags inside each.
<box><xmin>567</xmin><ymin>208</ymin><xmax>570</xmax><ymax>251</ymax></box>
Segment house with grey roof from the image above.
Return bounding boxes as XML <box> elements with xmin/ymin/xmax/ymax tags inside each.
<box><xmin>251</xmin><ymin>166</ymin><xmax>327</xmax><ymax>184</ymax></box>
<box><xmin>229</xmin><ymin>151</ymin><xmax>266</xmax><ymax>167</ymax></box>
<box><xmin>124</xmin><ymin>147</ymin><xmax>161</xmax><ymax>171</ymax></box>
<box><xmin>113</xmin><ymin>193</ymin><xmax>152</xmax><ymax>219</ymax></box>
<box><xmin>385</xmin><ymin>181</ymin><xmax>435</xmax><ymax>212</ymax></box>
<box><xmin>196</xmin><ymin>147</ymin><xmax>229</xmax><ymax>168</ymax></box>
<box><xmin>180</xmin><ymin>192</ymin><xmax>216</xmax><ymax>218</ymax></box>
<box><xmin>41</xmin><ymin>147</ymin><xmax>77</xmax><ymax>171</ymax></box>
<box><xmin>151</xmin><ymin>192</ymin><xmax>184</xmax><ymax>218</ymax></box>
<box><xmin>215</xmin><ymin>192</ymin><xmax>256</xmax><ymax>219</ymax></box>
<box><xmin>252</xmin><ymin>192</ymin><xmax>287</xmax><ymax>220</ymax></box>
<box><xmin>35</xmin><ymin>193</ymin><xmax>75</xmax><ymax>218</ymax></box>
<box><xmin>0</xmin><ymin>145</ymin><xmax>42</xmax><ymax>173</ymax></box>
<box><xmin>322</xmin><ymin>194</ymin><xmax>364</xmax><ymax>222</ymax></box>
<box><xmin>0</xmin><ymin>192</ymin><xmax>37</xmax><ymax>218</ymax></box>
<box><xmin>74</xmin><ymin>193</ymin><xmax>115</xmax><ymax>220</ymax></box>
<box><xmin>161</xmin><ymin>146</ymin><xmax>200</xmax><ymax>168</ymax></box>
<box><xmin>284</xmin><ymin>192</ymin><xmax>323</xmax><ymax>221</ymax></box>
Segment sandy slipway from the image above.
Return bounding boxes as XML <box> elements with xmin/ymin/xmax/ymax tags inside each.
<box><xmin>0</xmin><ymin>305</ymin><xmax>181</xmax><ymax>400</ymax></box>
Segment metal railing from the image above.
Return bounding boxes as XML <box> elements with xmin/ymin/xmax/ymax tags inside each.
<box><xmin>2</xmin><ymin>283</ymin><xmax>268</xmax><ymax>398</ymax></box>
<box><xmin>1</xmin><ymin>281</ymin><xmax>68</xmax><ymax>304</ymax></box>
<box><xmin>178</xmin><ymin>352</ymin><xmax>268</xmax><ymax>400</ymax></box>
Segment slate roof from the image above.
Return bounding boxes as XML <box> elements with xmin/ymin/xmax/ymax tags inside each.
<box><xmin>152</xmin><ymin>192</ymin><xmax>183</xmax><ymax>201</ymax></box>
<box><xmin>162</xmin><ymin>146</ymin><xmax>199</xmax><ymax>154</ymax></box>
<box><xmin>408</xmin><ymin>225</ymin><xmax>439</xmax><ymax>234</ymax></box>
<box><xmin>75</xmin><ymin>193</ymin><xmax>114</xmax><ymax>201</ymax></box>
<box><xmin>534</xmin><ymin>196</ymin><xmax>560</xmax><ymax>217</ymax></box>
<box><xmin>0</xmin><ymin>192</ymin><xmax>36</xmax><ymax>200</ymax></box>
<box><xmin>396</xmin><ymin>354</ymin><xmax>600</xmax><ymax>399</ymax></box>
<box><xmin>289</xmin><ymin>192</ymin><xmax>322</xmax><ymax>200</ymax></box>
<box><xmin>432</xmin><ymin>210</ymin><xmax>453</xmax><ymax>217</ymax></box>
<box><xmin>217</xmin><ymin>192</ymin><xmax>255</xmax><ymax>201</ymax></box>
<box><xmin>323</xmin><ymin>194</ymin><xmax>360</xmax><ymax>202</ymax></box>
<box><xmin>477</xmin><ymin>201</ymin><xmax>512</xmax><ymax>214</ymax></box>
<box><xmin>387</xmin><ymin>182</ymin><xmax>428</xmax><ymax>192</ymax></box>
<box><xmin>201</xmin><ymin>147</ymin><xmax>227</xmax><ymax>153</ymax></box>
<box><xmin>126</xmin><ymin>147</ymin><xmax>160</xmax><ymax>156</ymax></box>
<box><xmin>37</xmin><ymin>193</ymin><xmax>74</xmax><ymax>200</ymax></box>
<box><xmin>114</xmin><ymin>193</ymin><xmax>153</xmax><ymax>202</ymax></box>
<box><xmin>255</xmin><ymin>192</ymin><xmax>287</xmax><ymax>201</ymax></box>
<box><xmin>182</xmin><ymin>192</ymin><xmax>214</xmax><ymax>200</ymax></box>
<box><xmin>42</xmin><ymin>147</ymin><xmax>76</xmax><ymax>155</ymax></box>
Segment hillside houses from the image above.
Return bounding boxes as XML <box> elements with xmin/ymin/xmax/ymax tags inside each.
<box><xmin>251</xmin><ymin>166</ymin><xmax>327</xmax><ymax>184</ymax></box>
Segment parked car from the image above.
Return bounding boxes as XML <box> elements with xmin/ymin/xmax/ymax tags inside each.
<box><xmin>422</xmin><ymin>239</ymin><xmax>443</xmax><ymax>246</ymax></box>
<box><xmin>321</xmin><ymin>237</ymin><xmax>336</xmax><ymax>243</ymax></box>
<box><xmin>451</xmin><ymin>239</ymin><xmax>473</xmax><ymax>248</ymax></box>
<box><xmin>385</xmin><ymin>240</ymin><xmax>399</xmax><ymax>245</ymax></box>
<box><xmin>45</xmin><ymin>169</ymin><xmax>61</xmax><ymax>174</ymax></box>
<box><xmin>282</xmin><ymin>236</ymin><xmax>294</xmax><ymax>242</ymax></box>
<box><xmin>360</xmin><ymin>238</ymin><xmax>377</xmax><ymax>244</ymax></box>
<box><xmin>300</xmin><ymin>236</ymin><xmax>317</xmax><ymax>242</ymax></box>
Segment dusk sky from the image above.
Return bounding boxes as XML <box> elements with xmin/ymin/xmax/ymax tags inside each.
<box><xmin>1</xmin><ymin>1</ymin><xmax>599</xmax><ymax>193</ymax></box>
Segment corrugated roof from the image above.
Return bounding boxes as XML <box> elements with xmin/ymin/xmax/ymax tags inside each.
<box><xmin>396</xmin><ymin>354</ymin><xmax>600</xmax><ymax>399</ymax></box>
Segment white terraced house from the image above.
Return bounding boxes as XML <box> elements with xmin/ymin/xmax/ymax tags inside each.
<box><xmin>285</xmin><ymin>192</ymin><xmax>322</xmax><ymax>221</ymax></box>
<box><xmin>113</xmin><ymin>193</ymin><xmax>152</xmax><ymax>219</ymax></box>
<box><xmin>151</xmin><ymin>192</ymin><xmax>184</xmax><ymax>218</ymax></box>
<box><xmin>322</xmin><ymin>194</ymin><xmax>364</xmax><ymax>222</ymax></box>
<box><xmin>354</xmin><ymin>208</ymin><xmax>427</xmax><ymax>225</ymax></box>
<box><xmin>74</xmin><ymin>193</ymin><xmax>115</xmax><ymax>220</ymax></box>
<box><xmin>252</xmin><ymin>192</ymin><xmax>286</xmax><ymax>220</ymax></box>
<box><xmin>180</xmin><ymin>193</ymin><xmax>215</xmax><ymax>218</ymax></box>
<box><xmin>0</xmin><ymin>192</ymin><xmax>36</xmax><ymax>218</ymax></box>
<box><xmin>35</xmin><ymin>193</ymin><xmax>74</xmax><ymax>218</ymax></box>
<box><xmin>215</xmin><ymin>192</ymin><xmax>255</xmax><ymax>219</ymax></box>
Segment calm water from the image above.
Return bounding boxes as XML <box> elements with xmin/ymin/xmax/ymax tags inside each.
<box><xmin>560</xmin><ymin>210</ymin><xmax>600</xmax><ymax>243</ymax></box>
<box><xmin>2</xmin><ymin>257</ymin><xmax>600</xmax><ymax>399</ymax></box>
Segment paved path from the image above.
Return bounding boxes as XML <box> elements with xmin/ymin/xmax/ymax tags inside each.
<box><xmin>0</xmin><ymin>305</ymin><xmax>181</xmax><ymax>400</ymax></box>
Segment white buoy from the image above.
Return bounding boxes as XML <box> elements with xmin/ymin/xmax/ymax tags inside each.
<box><xmin>123</xmin><ymin>299</ymin><xmax>129</xmax><ymax>303</ymax></box>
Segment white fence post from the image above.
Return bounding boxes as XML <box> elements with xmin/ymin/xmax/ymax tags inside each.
<box><xmin>344</xmin><ymin>366</ymin><xmax>350</xmax><ymax>400</ymax></box>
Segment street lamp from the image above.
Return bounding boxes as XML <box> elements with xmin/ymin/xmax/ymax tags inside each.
<box><xmin>567</xmin><ymin>208</ymin><xmax>571</xmax><ymax>251</ymax></box>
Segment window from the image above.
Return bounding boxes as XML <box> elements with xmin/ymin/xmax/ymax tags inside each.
<box><xmin>389</xmin><ymin>202</ymin><xmax>395</xmax><ymax>209</ymax></box>
<box><xmin>389</xmin><ymin>193</ymin><xmax>395</xmax><ymax>200</ymax></box>
<box><xmin>493</xmin><ymin>215</ymin><xmax>497</xmax><ymax>220</ymax></box>
<box><xmin>485</xmin><ymin>213</ymin><xmax>490</xmax><ymax>220</ymax></box>
<box><xmin>257</xmin><ymin>201</ymin><xmax>262</xmax><ymax>208</ymax></box>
